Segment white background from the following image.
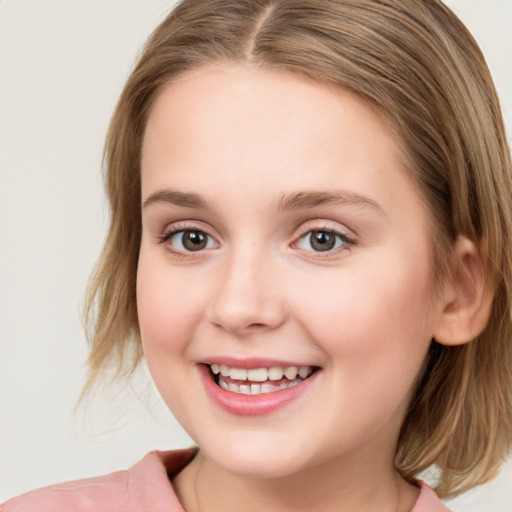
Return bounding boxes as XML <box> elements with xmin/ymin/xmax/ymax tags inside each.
<box><xmin>1</xmin><ymin>1</ymin><xmax>511</xmax><ymax>509</ymax></box>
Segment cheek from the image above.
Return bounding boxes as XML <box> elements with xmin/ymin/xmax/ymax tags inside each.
<box><xmin>136</xmin><ymin>255</ymin><xmax>206</xmax><ymax>360</ymax></box>
<box><xmin>290</xmin><ymin>250</ymin><xmax>435</xmax><ymax>391</ymax></box>
<box><xmin>136</xmin><ymin>254</ymin><xmax>211</xmax><ymax>423</ymax></box>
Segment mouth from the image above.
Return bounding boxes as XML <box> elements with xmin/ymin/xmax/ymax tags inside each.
<box><xmin>207</xmin><ymin>363</ymin><xmax>319</xmax><ymax>395</ymax></box>
<box><xmin>199</xmin><ymin>360</ymin><xmax>322</xmax><ymax>416</ymax></box>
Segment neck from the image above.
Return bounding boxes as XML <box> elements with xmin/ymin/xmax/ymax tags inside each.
<box><xmin>173</xmin><ymin>448</ymin><xmax>419</xmax><ymax>512</ymax></box>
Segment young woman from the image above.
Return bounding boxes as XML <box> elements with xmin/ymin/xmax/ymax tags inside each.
<box><xmin>3</xmin><ymin>1</ymin><xmax>512</xmax><ymax>510</ymax></box>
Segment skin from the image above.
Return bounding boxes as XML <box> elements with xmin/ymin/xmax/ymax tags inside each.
<box><xmin>137</xmin><ymin>64</ymin><xmax>451</xmax><ymax>512</ymax></box>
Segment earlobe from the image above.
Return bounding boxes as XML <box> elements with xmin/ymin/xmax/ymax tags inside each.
<box><xmin>433</xmin><ymin>236</ymin><xmax>493</xmax><ymax>346</ymax></box>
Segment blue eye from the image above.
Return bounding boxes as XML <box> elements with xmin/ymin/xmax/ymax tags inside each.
<box><xmin>165</xmin><ymin>229</ymin><xmax>216</xmax><ymax>252</ymax></box>
<box><xmin>297</xmin><ymin>230</ymin><xmax>350</xmax><ymax>252</ymax></box>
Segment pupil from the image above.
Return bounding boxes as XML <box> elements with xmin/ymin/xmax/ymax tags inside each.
<box><xmin>311</xmin><ymin>231</ymin><xmax>335</xmax><ymax>251</ymax></box>
<box><xmin>183</xmin><ymin>231</ymin><xmax>207</xmax><ymax>251</ymax></box>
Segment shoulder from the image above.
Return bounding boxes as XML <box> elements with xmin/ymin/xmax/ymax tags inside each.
<box><xmin>411</xmin><ymin>481</ymin><xmax>452</xmax><ymax>512</ymax></box>
<box><xmin>1</xmin><ymin>449</ymin><xmax>196</xmax><ymax>512</ymax></box>
<box><xmin>1</xmin><ymin>468</ymin><xmax>131</xmax><ymax>512</ymax></box>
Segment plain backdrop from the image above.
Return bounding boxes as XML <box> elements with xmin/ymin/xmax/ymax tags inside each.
<box><xmin>1</xmin><ymin>1</ymin><xmax>511</xmax><ymax>509</ymax></box>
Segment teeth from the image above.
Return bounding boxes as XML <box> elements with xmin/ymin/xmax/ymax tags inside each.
<box><xmin>210</xmin><ymin>363</ymin><xmax>314</xmax><ymax>395</ymax></box>
<box><xmin>268</xmin><ymin>367</ymin><xmax>284</xmax><ymax>380</ymax></box>
<box><xmin>229</xmin><ymin>368</ymin><xmax>247</xmax><ymax>380</ymax></box>
<box><xmin>298</xmin><ymin>367</ymin><xmax>310</xmax><ymax>379</ymax></box>
<box><xmin>217</xmin><ymin>378</ymin><xmax>305</xmax><ymax>395</ymax></box>
<box><xmin>210</xmin><ymin>364</ymin><xmax>313</xmax><ymax>382</ymax></box>
<box><xmin>261</xmin><ymin>383</ymin><xmax>276</xmax><ymax>394</ymax></box>
<box><xmin>250</xmin><ymin>384</ymin><xmax>261</xmax><ymax>395</ymax></box>
<box><xmin>247</xmin><ymin>368</ymin><xmax>268</xmax><ymax>382</ymax></box>
<box><xmin>239</xmin><ymin>384</ymin><xmax>251</xmax><ymax>395</ymax></box>
<box><xmin>284</xmin><ymin>366</ymin><xmax>298</xmax><ymax>380</ymax></box>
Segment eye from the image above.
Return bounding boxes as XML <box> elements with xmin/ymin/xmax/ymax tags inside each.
<box><xmin>296</xmin><ymin>229</ymin><xmax>351</xmax><ymax>252</ymax></box>
<box><xmin>163</xmin><ymin>229</ymin><xmax>217</xmax><ymax>252</ymax></box>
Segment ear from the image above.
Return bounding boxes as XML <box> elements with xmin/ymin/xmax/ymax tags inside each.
<box><xmin>433</xmin><ymin>236</ymin><xmax>493</xmax><ymax>346</ymax></box>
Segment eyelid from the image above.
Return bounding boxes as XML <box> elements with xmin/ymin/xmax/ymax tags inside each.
<box><xmin>294</xmin><ymin>217</ymin><xmax>357</xmax><ymax>235</ymax></box>
<box><xmin>293</xmin><ymin>220</ymin><xmax>356</xmax><ymax>240</ymax></box>
<box><xmin>157</xmin><ymin>219</ymin><xmax>217</xmax><ymax>240</ymax></box>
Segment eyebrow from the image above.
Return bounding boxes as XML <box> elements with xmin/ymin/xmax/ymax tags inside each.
<box><xmin>142</xmin><ymin>188</ymin><xmax>385</xmax><ymax>215</ymax></box>
<box><xmin>142</xmin><ymin>189</ymin><xmax>213</xmax><ymax>211</ymax></box>
<box><xmin>276</xmin><ymin>191</ymin><xmax>385</xmax><ymax>214</ymax></box>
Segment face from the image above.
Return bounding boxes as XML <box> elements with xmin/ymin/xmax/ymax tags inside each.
<box><xmin>138</xmin><ymin>64</ymin><xmax>445</xmax><ymax>479</ymax></box>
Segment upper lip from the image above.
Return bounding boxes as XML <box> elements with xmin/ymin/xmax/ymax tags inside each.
<box><xmin>199</xmin><ymin>356</ymin><xmax>319</xmax><ymax>369</ymax></box>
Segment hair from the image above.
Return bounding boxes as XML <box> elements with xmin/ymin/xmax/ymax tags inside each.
<box><xmin>83</xmin><ymin>0</ymin><xmax>512</xmax><ymax>499</ymax></box>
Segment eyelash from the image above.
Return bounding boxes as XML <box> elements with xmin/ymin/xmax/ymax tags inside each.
<box><xmin>157</xmin><ymin>224</ymin><xmax>356</xmax><ymax>258</ymax></box>
<box><xmin>157</xmin><ymin>224</ymin><xmax>217</xmax><ymax>258</ymax></box>
<box><xmin>293</xmin><ymin>227</ymin><xmax>356</xmax><ymax>257</ymax></box>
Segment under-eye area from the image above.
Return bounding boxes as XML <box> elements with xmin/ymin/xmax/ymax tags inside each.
<box><xmin>206</xmin><ymin>364</ymin><xmax>321</xmax><ymax>395</ymax></box>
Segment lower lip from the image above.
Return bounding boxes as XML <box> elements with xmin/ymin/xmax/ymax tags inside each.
<box><xmin>198</xmin><ymin>365</ymin><xmax>320</xmax><ymax>417</ymax></box>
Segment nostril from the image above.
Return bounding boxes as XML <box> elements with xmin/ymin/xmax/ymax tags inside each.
<box><xmin>211</xmin><ymin>321</ymin><xmax>271</xmax><ymax>334</ymax></box>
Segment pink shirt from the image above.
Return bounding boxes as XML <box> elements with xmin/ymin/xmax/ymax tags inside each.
<box><xmin>2</xmin><ymin>449</ymin><xmax>450</xmax><ymax>511</ymax></box>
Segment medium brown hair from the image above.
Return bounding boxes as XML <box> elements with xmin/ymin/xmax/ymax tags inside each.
<box><xmin>84</xmin><ymin>0</ymin><xmax>512</xmax><ymax>498</ymax></box>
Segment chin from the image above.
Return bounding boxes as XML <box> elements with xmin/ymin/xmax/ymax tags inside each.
<box><xmin>198</xmin><ymin>433</ymin><xmax>318</xmax><ymax>480</ymax></box>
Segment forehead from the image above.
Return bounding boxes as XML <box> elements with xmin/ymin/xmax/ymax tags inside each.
<box><xmin>143</xmin><ymin>64</ymin><xmax>399</xmax><ymax>156</ymax></box>
<box><xmin>140</xmin><ymin>64</ymin><xmax>421</xmax><ymax>221</ymax></box>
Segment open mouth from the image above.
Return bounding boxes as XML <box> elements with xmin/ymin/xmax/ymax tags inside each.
<box><xmin>207</xmin><ymin>364</ymin><xmax>320</xmax><ymax>396</ymax></box>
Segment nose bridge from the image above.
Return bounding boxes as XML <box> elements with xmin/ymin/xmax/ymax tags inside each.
<box><xmin>207</xmin><ymin>242</ymin><xmax>284</xmax><ymax>334</ymax></box>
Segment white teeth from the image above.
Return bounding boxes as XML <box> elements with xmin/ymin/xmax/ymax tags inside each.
<box><xmin>229</xmin><ymin>368</ymin><xmax>248</xmax><ymax>380</ymax></box>
<box><xmin>211</xmin><ymin>363</ymin><xmax>315</xmax><ymax>395</ymax></box>
<box><xmin>239</xmin><ymin>384</ymin><xmax>251</xmax><ymax>395</ymax></box>
<box><xmin>298</xmin><ymin>367</ymin><xmax>311</xmax><ymax>379</ymax></box>
<box><xmin>217</xmin><ymin>377</ymin><xmax>305</xmax><ymax>395</ymax></box>
<box><xmin>261</xmin><ymin>383</ymin><xmax>276</xmax><ymax>394</ymax></box>
<box><xmin>250</xmin><ymin>384</ymin><xmax>261</xmax><ymax>395</ymax></box>
<box><xmin>210</xmin><ymin>364</ymin><xmax>313</xmax><ymax>382</ymax></box>
<box><xmin>284</xmin><ymin>366</ymin><xmax>298</xmax><ymax>380</ymax></box>
<box><xmin>268</xmin><ymin>367</ymin><xmax>284</xmax><ymax>381</ymax></box>
<box><xmin>247</xmin><ymin>368</ymin><xmax>268</xmax><ymax>382</ymax></box>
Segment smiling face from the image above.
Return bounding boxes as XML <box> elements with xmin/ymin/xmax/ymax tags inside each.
<box><xmin>137</xmin><ymin>65</ymin><xmax>446</xmax><ymax>479</ymax></box>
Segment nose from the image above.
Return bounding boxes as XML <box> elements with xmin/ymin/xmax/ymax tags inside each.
<box><xmin>206</xmin><ymin>249</ymin><xmax>287</xmax><ymax>335</ymax></box>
